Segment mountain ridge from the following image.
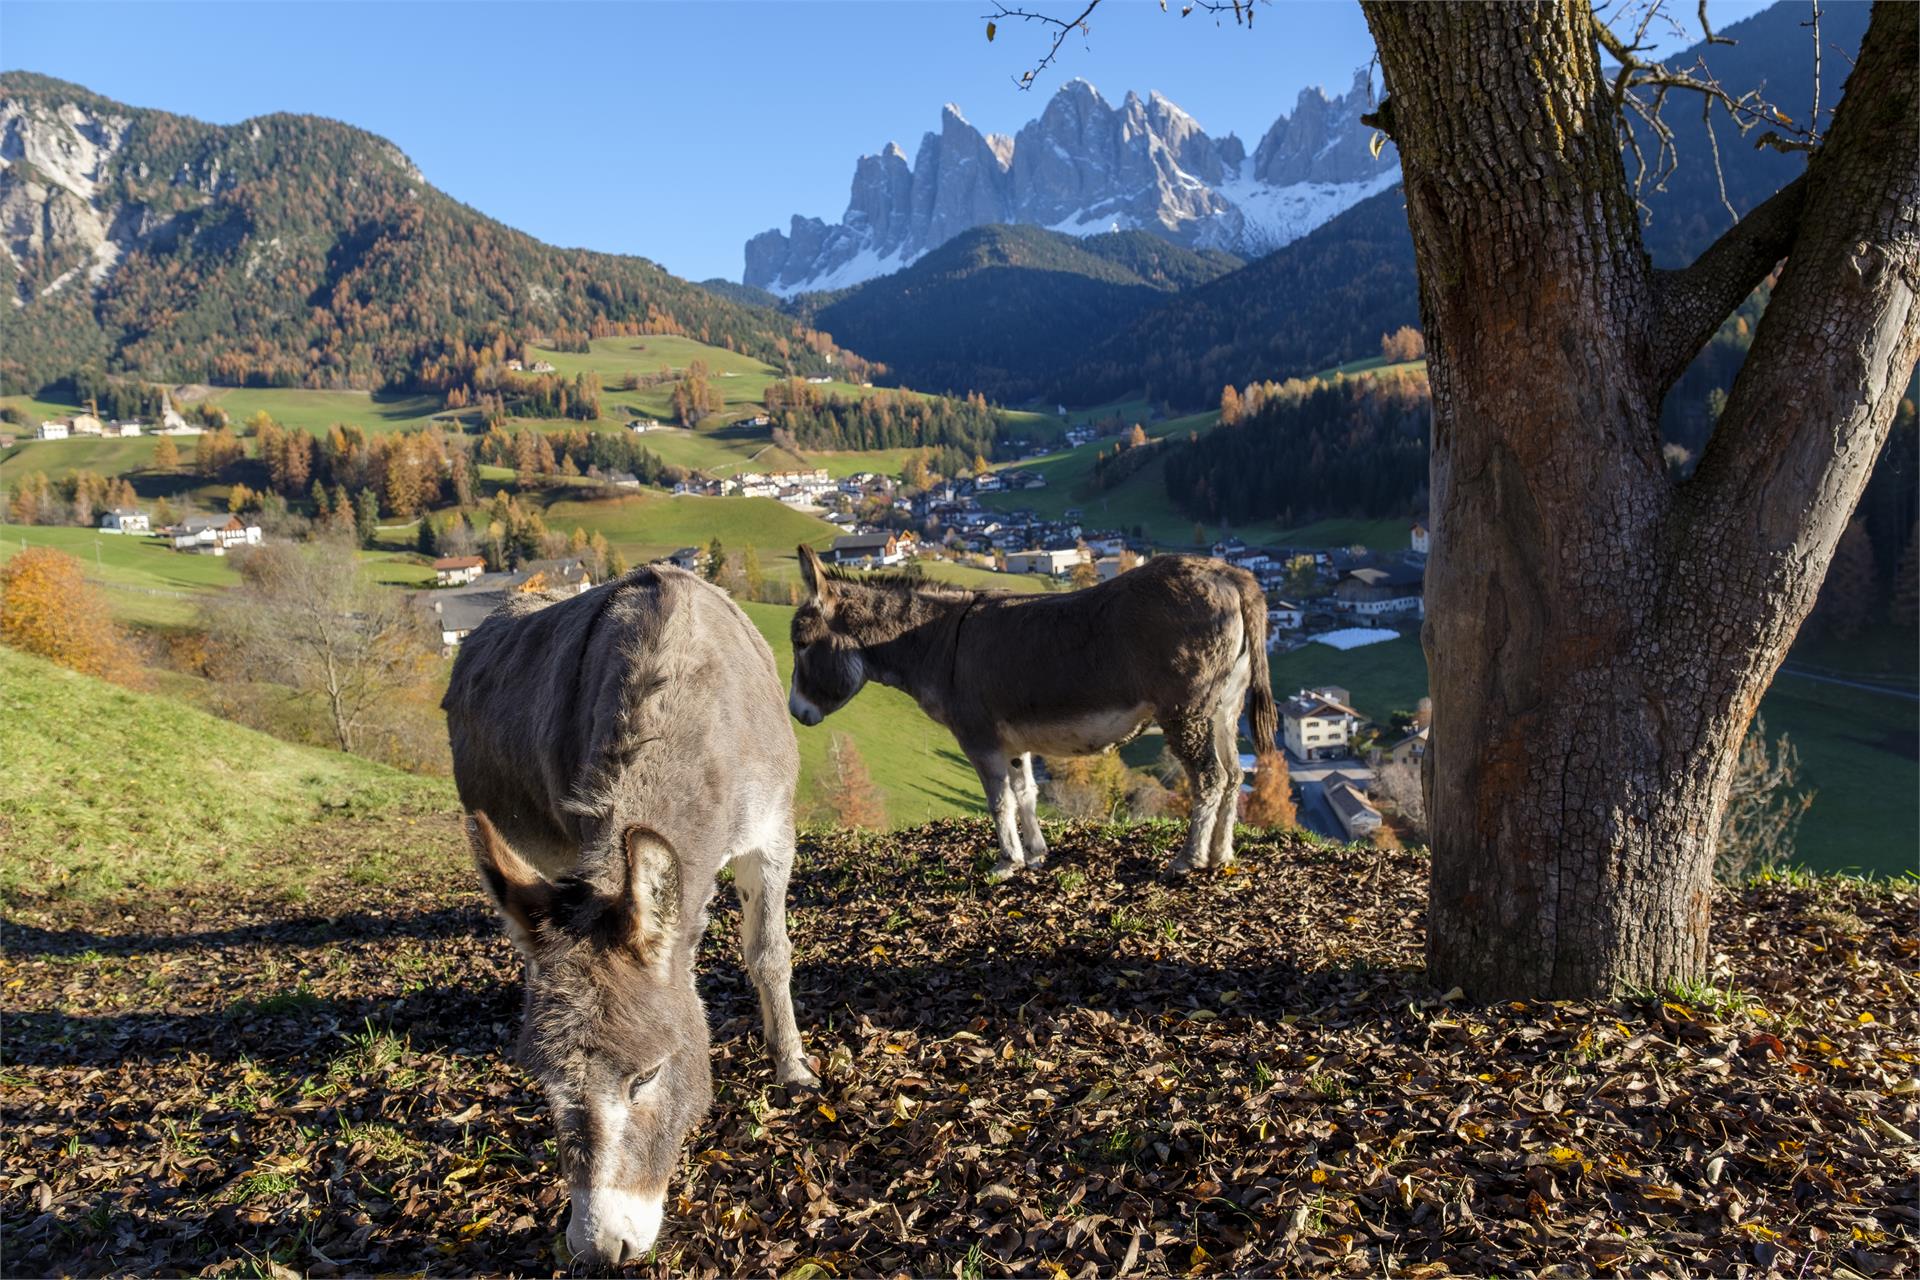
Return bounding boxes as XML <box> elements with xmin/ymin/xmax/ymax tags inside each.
<box><xmin>0</xmin><ymin>71</ymin><xmax>845</xmax><ymax>394</ymax></box>
<box><xmin>744</xmin><ymin>72</ymin><xmax>1397</xmax><ymax>296</ymax></box>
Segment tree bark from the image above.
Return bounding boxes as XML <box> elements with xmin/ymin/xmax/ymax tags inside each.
<box><xmin>1360</xmin><ymin>0</ymin><xmax>1918</xmax><ymax>997</ymax></box>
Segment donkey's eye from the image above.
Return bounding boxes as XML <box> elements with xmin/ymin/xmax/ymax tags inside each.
<box><xmin>627</xmin><ymin>1064</ymin><xmax>664</xmax><ymax>1102</ymax></box>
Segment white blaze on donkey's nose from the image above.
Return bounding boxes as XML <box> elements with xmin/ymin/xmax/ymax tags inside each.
<box><xmin>569</xmin><ymin>1184</ymin><xmax>665</xmax><ymax>1265</ymax></box>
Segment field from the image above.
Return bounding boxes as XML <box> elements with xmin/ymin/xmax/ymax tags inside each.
<box><xmin>203</xmin><ymin>388</ymin><xmax>446</xmax><ymax>436</ymax></box>
<box><xmin>541</xmin><ymin>490</ymin><xmax>837</xmax><ymax>563</ymax></box>
<box><xmin>0</xmin><ymin>523</ymin><xmax>438</xmax><ymax>626</ymax></box>
<box><xmin>1270</xmin><ymin>632</ymin><xmax>1432</xmax><ymax>723</ymax></box>
<box><xmin>0</xmin><ymin>646</ymin><xmax>448</xmax><ymax>897</ymax></box>
<box><xmin>740</xmin><ymin>602</ymin><xmax>984</xmax><ymax>824</ymax></box>
<box><xmin>0</xmin><ymin>522</ymin><xmax>239</xmax><ymax>626</ymax></box>
<box><xmin>3</xmin><ymin>799</ymin><xmax>1912</xmax><ymax>1276</ymax></box>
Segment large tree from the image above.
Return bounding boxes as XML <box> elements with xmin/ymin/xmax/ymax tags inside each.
<box><xmin>995</xmin><ymin>1</ymin><xmax>1918</xmax><ymax>996</ymax></box>
<box><xmin>1360</xmin><ymin>1</ymin><xmax>1916</xmax><ymax>997</ymax></box>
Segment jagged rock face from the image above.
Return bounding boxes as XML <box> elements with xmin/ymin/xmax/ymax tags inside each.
<box><xmin>1251</xmin><ymin>69</ymin><xmax>1388</xmax><ymax>186</ymax></box>
<box><xmin>0</xmin><ymin>98</ymin><xmax>136</xmax><ymax>302</ymax></box>
<box><xmin>743</xmin><ymin>78</ymin><xmax>1398</xmax><ymax>295</ymax></box>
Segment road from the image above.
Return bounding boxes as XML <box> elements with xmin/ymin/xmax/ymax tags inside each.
<box><xmin>1778</xmin><ymin>664</ymin><xmax>1919</xmax><ymax>702</ymax></box>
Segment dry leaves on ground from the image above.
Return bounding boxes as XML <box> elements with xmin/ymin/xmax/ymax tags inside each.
<box><xmin>3</xmin><ymin>814</ymin><xmax>1916</xmax><ymax>1277</ymax></box>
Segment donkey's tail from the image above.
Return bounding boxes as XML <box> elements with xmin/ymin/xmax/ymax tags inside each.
<box><xmin>1238</xmin><ymin>575</ymin><xmax>1278</xmax><ymax>757</ymax></box>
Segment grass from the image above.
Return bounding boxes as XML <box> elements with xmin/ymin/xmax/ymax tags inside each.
<box><xmin>1</xmin><ymin>435</ymin><xmax>163</xmax><ymax>482</ymax></box>
<box><xmin>977</xmin><ymin>409</ymin><xmax>1223</xmax><ymax>546</ymax></box>
<box><xmin>0</xmin><ymin>523</ymin><xmax>430</xmax><ymax>625</ymax></box>
<box><xmin>1759</xmin><ymin>671</ymin><xmax>1917</xmax><ymax>878</ymax></box>
<box><xmin>0</xmin><ymin>522</ymin><xmax>238</xmax><ymax>627</ymax></box>
<box><xmin>540</xmin><ymin>490</ymin><xmax>839</xmax><ymax>578</ymax></box>
<box><xmin>206</xmin><ymin>388</ymin><xmax>447</xmax><ymax>437</ymax></box>
<box><xmin>1270</xmin><ymin>518</ymin><xmax>1416</xmax><ymax>551</ymax></box>
<box><xmin>739</xmin><ymin>601</ymin><xmax>984</xmax><ymax>827</ymax></box>
<box><xmin>0</xmin><ymin>646</ymin><xmax>449</xmax><ymax>898</ymax></box>
<box><xmin>1269</xmin><ymin>632</ymin><xmax>1431</xmax><ymax>724</ymax></box>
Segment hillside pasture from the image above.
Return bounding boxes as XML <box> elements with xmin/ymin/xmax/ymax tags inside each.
<box><xmin>0</xmin><ymin>647</ymin><xmax>446</xmax><ymax>897</ymax></box>
<box><xmin>540</xmin><ymin>490</ymin><xmax>838</xmax><ymax>573</ymax></box>
<box><xmin>204</xmin><ymin>388</ymin><xmax>448</xmax><ymax>436</ymax></box>
<box><xmin>0</xmin><ymin>522</ymin><xmax>236</xmax><ymax>626</ymax></box>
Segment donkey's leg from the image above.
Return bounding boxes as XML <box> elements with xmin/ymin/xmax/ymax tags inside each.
<box><xmin>969</xmin><ymin>749</ymin><xmax>1027</xmax><ymax>883</ymax></box>
<box><xmin>1165</xmin><ymin>713</ymin><xmax>1224</xmax><ymax>874</ymax></box>
<box><xmin>731</xmin><ymin>839</ymin><xmax>819</xmax><ymax>1087</ymax></box>
<box><xmin>1011</xmin><ymin>753</ymin><xmax>1049</xmax><ymax>868</ymax></box>
<box><xmin>1207</xmin><ymin>660</ymin><xmax>1252</xmax><ymax>869</ymax></box>
<box><xmin>1205</xmin><ymin>710</ymin><xmax>1242</xmax><ymax>869</ymax></box>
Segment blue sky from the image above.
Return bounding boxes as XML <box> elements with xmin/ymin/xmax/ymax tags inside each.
<box><xmin>1</xmin><ymin>0</ymin><xmax>1770</xmax><ymax>283</ymax></box>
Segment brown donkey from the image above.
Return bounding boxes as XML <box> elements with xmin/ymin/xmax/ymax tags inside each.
<box><xmin>787</xmin><ymin>548</ymin><xmax>1277</xmax><ymax>879</ymax></box>
<box><xmin>444</xmin><ymin>566</ymin><xmax>815</xmax><ymax>1266</ymax></box>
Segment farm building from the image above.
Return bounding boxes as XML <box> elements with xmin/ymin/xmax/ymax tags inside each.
<box><xmin>1006</xmin><ymin>547</ymin><xmax>1086</xmax><ymax>576</ymax></box>
<box><xmin>100</xmin><ymin>508</ymin><xmax>150</xmax><ymax>534</ymax></box>
<box><xmin>1324</xmin><ymin>774</ymin><xmax>1384</xmax><ymax>841</ymax></box>
<box><xmin>170</xmin><ymin>514</ymin><xmax>262</xmax><ymax>555</ymax></box>
<box><xmin>1333</xmin><ymin>564</ymin><xmax>1425</xmax><ymax>617</ymax></box>
<box><xmin>433</xmin><ymin>556</ymin><xmax>486</xmax><ymax>587</ymax></box>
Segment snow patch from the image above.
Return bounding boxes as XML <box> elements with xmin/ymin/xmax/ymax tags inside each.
<box><xmin>764</xmin><ymin>244</ymin><xmax>914</xmax><ymax>298</ymax></box>
<box><xmin>1312</xmin><ymin>628</ymin><xmax>1400</xmax><ymax>652</ymax></box>
<box><xmin>1215</xmin><ymin>164</ymin><xmax>1401</xmax><ymax>256</ymax></box>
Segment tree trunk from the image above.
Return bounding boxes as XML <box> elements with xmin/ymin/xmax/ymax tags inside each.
<box><xmin>1360</xmin><ymin>1</ymin><xmax>1919</xmax><ymax>997</ymax></box>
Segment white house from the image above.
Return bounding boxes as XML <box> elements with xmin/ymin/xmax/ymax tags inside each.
<box><xmin>1266</xmin><ymin>601</ymin><xmax>1305</xmax><ymax>637</ymax></box>
<box><xmin>1281</xmin><ymin>686</ymin><xmax>1364</xmax><ymax>760</ymax></box>
<box><xmin>70</xmin><ymin>413</ymin><xmax>105</xmax><ymax>436</ymax></box>
<box><xmin>100</xmin><ymin>507</ymin><xmax>150</xmax><ymax>534</ymax></box>
<box><xmin>1333</xmin><ymin>565</ymin><xmax>1424</xmax><ymax>617</ymax></box>
<box><xmin>433</xmin><ymin>555</ymin><xmax>486</xmax><ymax>587</ymax></box>
<box><xmin>1325</xmin><ymin>774</ymin><xmax>1384</xmax><ymax>840</ymax></box>
<box><xmin>828</xmin><ymin>531</ymin><xmax>910</xmax><ymax>566</ymax></box>
<box><xmin>1410</xmin><ymin>521</ymin><xmax>1430</xmax><ymax>556</ymax></box>
<box><xmin>171</xmin><ymin>514</ymin><xmax>262</xmax><ymax>554</ymax></box>
<box><xmin>1006</xmin><ymin>547</ymin><xmax>1086</xmax><ymax>576</ymax></box>
<box><xmin>37</xmin><ymin>420</ymin><xmax>69</xmax><ymax>440</ymax></box>
<box><xmin>106</xmin><ymin>419</ymin><xmax>143</xmax><ymax>437</ymax></box>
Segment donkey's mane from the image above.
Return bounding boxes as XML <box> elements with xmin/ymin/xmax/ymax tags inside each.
<box><xmin>824</xmin><ymin>566</ymin><xmax>984</xmax><ymax>598</ymax></box>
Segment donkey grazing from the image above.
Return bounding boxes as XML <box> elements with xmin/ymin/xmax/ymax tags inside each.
<box><xmin>787</xmin><ymin>548</ymin><xmax>1277</xmax><ymax>880</ymax></box>
<box><xmin>443</xmin><ymin>565</ymin><xmax>816</xmax><ymax>1266</ymax></box>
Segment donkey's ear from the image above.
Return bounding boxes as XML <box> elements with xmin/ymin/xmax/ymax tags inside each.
<box><xmin>797</xmin><ymin>544</ymin><xmax>830</xmax><ymax>600</ymax></box>
<box><xmin>621</xmin><ymin>826</ymin><xmax>681</xmax><ymax>966</ymax></box>
<box><xmin>468</xmin><ymin>811</ymin><xmax>552</xmax><ymax>956</ymax></box>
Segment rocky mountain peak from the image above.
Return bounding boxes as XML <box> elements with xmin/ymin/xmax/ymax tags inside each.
<box><xmin>742</xmin><ymin>77</ymin><xmax>1400</xmax><ymax>295</ymax></box>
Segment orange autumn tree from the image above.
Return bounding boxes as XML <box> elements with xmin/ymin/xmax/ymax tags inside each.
<box><xmin>1242</xmin><ymin>752</ymin><xmax>1297</xmax><ymax>828</ymax></box>
<box><xmin>0</xmin><ymin>548</ymin><xmax>142</xmax><ymax>683</ymax></box>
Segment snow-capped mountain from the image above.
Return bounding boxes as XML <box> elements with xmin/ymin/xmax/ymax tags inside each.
<box><xmin>743</xmin><ymin>72</ymin><xmax>1397</xmax><ymax>296</ymax></box>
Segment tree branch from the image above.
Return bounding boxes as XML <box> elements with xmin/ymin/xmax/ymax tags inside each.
<box><xmin>986</xmin><ymin>0</ymin><xmax>1254</xmax><ymax>88</ymax></box>
<box><xmin>1650</xmin><ymin>171</ymin><xmax>1808</xmax><ymax>390</ymax></box>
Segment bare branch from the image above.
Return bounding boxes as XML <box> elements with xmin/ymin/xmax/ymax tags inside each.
<box><xmin>986</xmin><ymin>0</ymin><xmax>1255</xmax><ymax>88</ymax></box>
<box><xmin>1649</xmin><ymin>171</ymin><xmax>1808</xmax><ymax>390</ymax></box>
<box><xmin>986</xmin><ymin>1</ymin><xmax>1103</xmax><ymax>89</ymax></box>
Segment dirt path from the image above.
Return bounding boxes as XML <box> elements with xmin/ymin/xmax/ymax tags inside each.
<box><xmin>3</xmin><ymin>817</ymin><xmax>1914</xmax><ymax>1277</ymax></box>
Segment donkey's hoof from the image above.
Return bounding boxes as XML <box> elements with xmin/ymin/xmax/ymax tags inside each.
<box><xmin>1166</xmin><ymin>854</ymin><xmax>1197</xmax><ymax>876</ymax></box>
<box><xmin>1023</xmin><ymin>849</ymin><xmax>1049</xmax><ymax>871</ymax></box>
<box><xmin>985</xmin><ymin>857</ymin><xmax>1024</xmax><ymax>884</ymax></box>
<box><xmin>777</xmin><ymin>1061</ymin><xmax>822</xmax><ymax>1090</ymax></box>
<box><xmin>1207</xmin><ymin>851</ymin><xmax>1238</xmax><ymax>870</ymax></box>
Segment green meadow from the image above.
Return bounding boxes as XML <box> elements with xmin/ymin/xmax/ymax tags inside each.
<box><xmin>740</xmin><ymin>601</ymin><xmax>982</xmax><ymax>825</ymax></box>
<box><xmin>0</xmin><ymin>645</ymin><xmax>449</xmax><ymax>898</ymax></box>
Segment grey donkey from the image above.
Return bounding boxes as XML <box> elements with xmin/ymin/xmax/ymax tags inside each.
<box><xmin>787</xmin><ymin>547</ymin><xmax>1277</xmax><ymax>880</ymax></box>
<box><xmin>443</xmin><ymin>565</ymin><xmax>817</xmax><ymax>1266</ymax></box>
